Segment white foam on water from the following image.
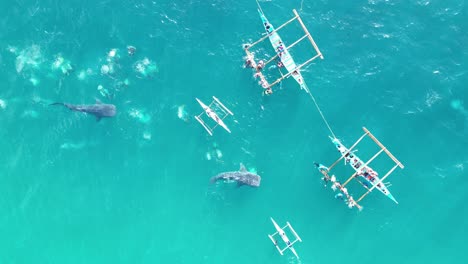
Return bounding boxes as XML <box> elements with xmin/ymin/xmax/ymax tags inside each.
<box><xmin>0</xmin><ymin>99</ymin><xmax>6</xmax><ymax>109</ymax></box>
<box><xmin>143</xmin><ymin>131</ymin><xmax>152</xmax><ymax>140</ymax></box>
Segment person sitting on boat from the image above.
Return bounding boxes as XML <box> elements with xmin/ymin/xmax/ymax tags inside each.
<box><xmin>277</xmin><ymin>45</ymin><xmax>284</xmax><ymax>53</ymax></box>
<box><xmin>277</xmin><ymin>60</ymin><xmax>284</xmax><ymax>68</ymax></box>
<box><xmin>205</xmin><ymin>108</ymin><xmax>221</xmax><ymax>123</ymax></box>
<box><xmin>344</xmin><ymin>153</ymin><xmax>352</xmax><ymax>163</ymax></box>
<box><xmin>353</xmin><ymin>159</ymin><xmax>362</xmax><ymax>169</ymax></box>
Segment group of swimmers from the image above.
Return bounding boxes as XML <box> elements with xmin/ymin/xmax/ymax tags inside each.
<box><xmin>245</xmin><ymin>54</ymin><xmax>273</xmax><ymax>95</ymax></box>
<box><xmin>314</xmin><ymin>163</ymin><xmax>362</xmax><ymax>210</ymax></box>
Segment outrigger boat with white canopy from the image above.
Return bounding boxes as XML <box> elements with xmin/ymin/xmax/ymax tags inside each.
<box><xmin>195</xmin><ymin>96</ymin><xmax>233</xmax><ymax>136</ymax></box>
<box><xmin>244</xmin><ymin>5</ymin><xmax>323</xmax><ymax>94</ymax></box>
<box><xmin>315</xmin><ymin>127</ymin><xmax>404</xmax><ymax>210</ymax></box>
<box><xmin>268</xmin><ymin>217</ymin><xmax>302</xmax><ymax>259</ymax></box>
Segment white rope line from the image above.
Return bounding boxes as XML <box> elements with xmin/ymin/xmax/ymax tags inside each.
<box><xmin>306</xmin><ymin>89</ymin><xmax>337</xmax><ymax>139</ymax></box>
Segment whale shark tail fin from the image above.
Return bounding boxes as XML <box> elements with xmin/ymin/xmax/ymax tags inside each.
<box><xmin>209</xmin><ymin>176</ymin><xmax>218</xmax><ymax>184</ymax></box>
<box><xmin>49</xmin><ymin>102</ymin><xmax>65</xmax><ymax>106</ymax></box>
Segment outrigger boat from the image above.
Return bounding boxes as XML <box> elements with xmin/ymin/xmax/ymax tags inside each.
<box><xmin>315</xmin><ymin>127</ymin><xmax>404</xmax><ymax>210</ymax></box>
<box><xmin>268</xmin><ymin>217</ymin><xmax>302</xmax><ymax>259</ymax></box>
<box><xmin>258</xmin><ymin>10</ymin><xmax>307</xmax><ymax>91</ymax></box>
<box><xmin>244</xmin><ymin>7</ymin><xmax>323</xmax><ymax>94</ymax></box>
<box><xmin>195</xmin><ymin>96</ymin><xmax>234</xmax><ymax>136</ymax></box>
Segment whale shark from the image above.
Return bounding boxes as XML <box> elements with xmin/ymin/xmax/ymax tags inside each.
<box><xmin>50</xmin><ymin>99</ymin><xmax>116</xmax><ymax>121</ymax></box>
<box><xmin>210</xmin><ymin>163</ymin><xmax>261</xmax><ymax>187</ymax></box>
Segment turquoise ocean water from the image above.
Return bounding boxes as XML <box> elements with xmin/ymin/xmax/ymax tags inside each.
<box><xmin>0</xmin><ymin>0</ymin><xmax>467</xmax><ymax>263</ymax></box>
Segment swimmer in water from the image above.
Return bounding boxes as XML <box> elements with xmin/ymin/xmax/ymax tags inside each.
<box><xmin>127</xmin><ymin>46</ymin><xmax>136</xmax><ymax>56</ymax></box>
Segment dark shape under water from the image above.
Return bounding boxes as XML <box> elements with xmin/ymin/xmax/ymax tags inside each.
<box><xmin>50</xmin><ymin>100</ymin><xmax>116</xmax><ymax>121</ymax></box>
<box><xmin>210</xmin><ymin>163</ymin><xmax>261</xmax><ymax>187</ymax></box>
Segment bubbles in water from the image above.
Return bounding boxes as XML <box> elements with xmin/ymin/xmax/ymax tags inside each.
<box><xmin>450</xmin><ymin>99</ymin><xmax>462</xmax><ymax>110</ymax></box>
<box><xmin>128</xmin><ymin>108</ymin><xmax>151</xmax><ymax>123</ymax></box>
<box><xmin>97</xmin><ymin>85</ymin><xmax>111</xmax><ymax>98</ymax></box>
<box><xmin>21</xmin><ymin>110</ymin><xmax>39</xmax><ymax>118</ymax></box>
<box><xmin>15</xmin><ymin>45</ymin><xmax>43</xmax><ymax>73</ymax></box>
<box><xmin>77</xmin><ymin>68</ymin><xmax>93</xmax><ymax>80</ymax></box>
<box><xmin>177</xmin><ymin>105</ymin><xmax>188</xmax><ymax>121</ymax></box>
<box><xmin>29</xmin><ymin>76</ymin><xmax>40</xmax><ymax>86</ymax></box>
<box><xmin>205</xmin><ymin>142</ymin><xmax>223</xmax><ymax>162</ymax></box>
<box><xmin>143</xmin><ymin>131</ymin><xmax>152</xmax><ymax>140</ymax></box>
<box><xmin>51</xmin><ymin>54</ymin><xmax>73</xmax><ymax>75</ymax></box>
<box><xmin>134</xmin><ymin>57</ymin><xmax>158</xmax><ymax>78</ymax></box>
<box><xmin>60</xmin><ymin>142</ymin><xmax>86</xmax><ymax>150</ymax></box>
<box><xmin>107</xmin><ymin>48</ymin><xmax>120</xmax><ymax>62</ymax></box>
<box><xmin>7</xmin><ymin>45</ymin><xmax>18</xmax><ymax>54</ymax></box>
<box><xmin>451</xmin><ymin>99</ymin><xmax>468</xmax><ymax>116</ymax></box>
<box><xmin>0</xmin><ymin>99</ymin><xmax>6</xmax><ymax>109</ymax></box>
<box><xmin>100</xmin><ymin>64</ymin><xmax>112</xmax><ymax>75</ymax></box>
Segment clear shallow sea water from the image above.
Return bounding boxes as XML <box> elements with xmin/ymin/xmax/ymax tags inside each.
<box><xmin>0</xmin><ymin>0</ymin><xmax>467</xmax><ymax>263</ymax></box>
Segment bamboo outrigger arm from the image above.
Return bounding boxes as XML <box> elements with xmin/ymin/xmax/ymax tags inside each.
<box><xmin>363</xmin><ymin>127</ymin><xmax>404</xmax><ymax>169</ymax></box>
<box><xmin>293</xmin><ymin>9</ymin><xmax>324</xmax><ymax>59</ymax></box>
<box><xmin>264</xmin><ymin>34</ymin><xmax>309</xmax><ymax>67</ymax></box>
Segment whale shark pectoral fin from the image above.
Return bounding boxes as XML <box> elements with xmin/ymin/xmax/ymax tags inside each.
<box><xmin>239</xmin><ymin>163</ymin><xmax>247</xmax><ymax>172</ymax></box>
<box><xmin>95</xmin><ymin>116</ymin><xmax>102</xmax><ymax>122</ymax></box>
<box><xmin>236</xmin><ymin>181</ymin><xmax>244</xmax><ymax>187</ymax></box>
<box><xmin>95</xmin><ymin>98</ymin><xmax>102</xmax><ymax>104</ymax></box>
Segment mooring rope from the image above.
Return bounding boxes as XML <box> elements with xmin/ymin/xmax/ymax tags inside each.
<box><xmin>306</xmin><ymin>88</ymin><xmax>337</xmax><ymax>139</ymax></box>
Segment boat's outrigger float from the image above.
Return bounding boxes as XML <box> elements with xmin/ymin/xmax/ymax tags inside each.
<box><xmin>268</xmin><ymin>217</ymin><xmax>302</xmax><ymax>259</ymax></box>
<box><xmin>195</xmin><ymin>96</ymin><xmax>234</xmax><ymax>136</ymax></box>
<box><xmin>244</xmin><ymin>8</ymin><xmax>323</xmax><ymax>95</ymax></box>
<box><xmin>315</xmin><ymin>127</ymin><xmax>404</xmax><ymax>210</ymax></box>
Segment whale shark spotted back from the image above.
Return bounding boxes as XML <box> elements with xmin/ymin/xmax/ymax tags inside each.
<box><xmin>210</xmin><ymin>163</ymin><xmax>261</xmax><ymax>187</ymax></box>
<box><xmin>50</xmin><ymin>100</ymin><xmax>116</xmax><ymax>121</ymax></box>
